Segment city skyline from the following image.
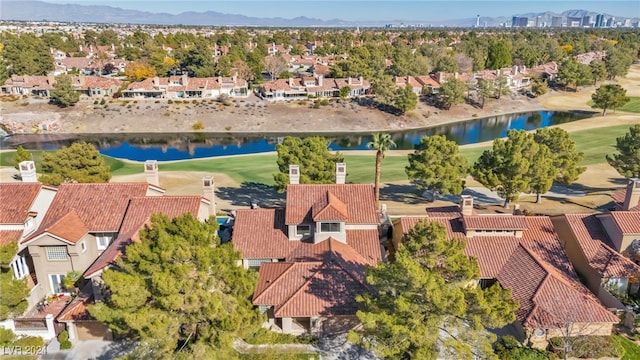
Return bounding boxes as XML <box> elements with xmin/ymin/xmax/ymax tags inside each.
<box><xmin>36</xmin><ymin>0</ymin><xmax>640</xmax><ymax>22</ymax></box>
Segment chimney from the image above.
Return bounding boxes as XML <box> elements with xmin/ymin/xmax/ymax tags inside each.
<box><xmin>513</xmin><ymin>204</ymin><xmax>521</xmax><ymax>215</ymax></box>
<box><xmin>348</xmin><ymin>77</ymin><xmax>352</xmax><ymax>85</ymax></box>
<box><xmin>144</xmin><ymin>160</ymin><xmax>159</xmax><ymax>187</ymax></box>
<box><xmin>437</xmin><ymin>72</ymin><xmax>444</xmax><ymax>83</ymax></box>
<box><xmin>289</xmin><ymin>77</ymin><xmax>294</xmax><ymax>86</ymax></box>
<box><xmin>19</xmin><ymin>161</ymin><xmax>37</xmax><ymax>183</ymax></box>
<box><xmin>359</xmin><ymin>76</ymin><xmax>363</xmax><ymax>83</ymax></box>
<box><xmin>512</xmin><ymin>65</ymin><xmax>518</xmax><ymax>75</ymax></box>
<box><xmin>622</xmin><ymin>178</ymin><xmax>640</xmax><ymax>211</ymax></box>
<box><xmin>202</xmin><ymin>176</ymin><xmax>216</xmax><ymax>217</ymax></box>
<box><xmin>289</xmin><ymin>165</ymin><xmax>300</xmax><ymax>185</ymax></box>
<box><xmin>459</xmin><ymin>195</ymin><xmax>473</xmax><ymax>216</ymax></box>
<box><xmin>181</xmin><ymin>74</ymin><xmax>188</xmax><ymax>85</ymax></box>
<box><xmin>336</xmin><ymin>163</ymin><xmax>346</xmax><ymax>184</ymax></box>
<box><xmin>317</xmin><ymin>74</ymin><xmax>323</xmax><ymax>86</ymax></box>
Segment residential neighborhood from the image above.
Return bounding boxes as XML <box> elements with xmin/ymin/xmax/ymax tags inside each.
<box><xmin>1</xmin><ymin>1</ymin><xmax>640</xmax><ymax>359</ymax></box>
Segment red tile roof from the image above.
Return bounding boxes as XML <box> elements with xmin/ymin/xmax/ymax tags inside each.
<box><xmin>83</xmin><ymin>196</ymin><xmax>202</xmax><ymax>277</ymax></box>
<box><xmin>611</xmin><ymin>189</ymin><xmax>640</xmax><ymax>211</ymax></box>
<box><xmin>0</xmin><ymin>230</ymin><xmax>23</xmax><ymax>247</ymax></box>
<box><xmin>253</xmin><ymin>239</ymin><xmax>373</xmax><ymax>317</ymax></box>
<box><xmin>285</xmin><ymin>184</ymin><xmax>377</xmax><ymax>225</ymax></box>
<box><xmin>498</xmin><ymin>244</ymin><xmax>619</xmax><ymax>328</ymax></box>
<box><xmin>463</xmin><ymin>215</ymin><xmax>528</xmax><ymax>231</ymax></box>
<box><xmin>40</xmin><ymin>183</ymin><xmax>149</xmax><ymax>232</ymax></box>
<box><xmin>608</xmin><ymin>212</ymin><xmax>640</xmax><ymax>234</ymax></box>
<box><xmin>57</xmin><ymin>283</ymin><xmax>95</xmax><ymax>322</ymax></box>
<box><xmin>312</xmin><ymin>192</ymin><xmax>349</xmax><ymax>222</ymax></box>
<box><xmin>39</xmin><ymin>210</ymin><xmax>88</xmax><ymax>243</ymax></box>
<box><xmin>397</xmin><ymin>210</ymin><xmax>617</xmax><ymax>329</ymax></box>
<box><xmin>562</xmin><ymin>214</ymin><xmax>640</xmax><ymax>278</ymax></box>
<box><xmin>232</xmin><ymin>208</ymin><xmax>297</xmax><ymax>259</ymax></box>
<box><xmin>0</xmin><ymin>183</ymin><xmax>41</xmax><ymax>224</ymax></box>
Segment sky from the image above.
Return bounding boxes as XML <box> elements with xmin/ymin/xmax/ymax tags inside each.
<box><xmin>41</xmin><ymin>1</ymin><xmax>640</xmax><ymax>21</ymax></box>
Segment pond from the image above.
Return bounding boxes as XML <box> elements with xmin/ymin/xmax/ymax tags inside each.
<box><xmin>0</xmin><ymin>110</ymin><xmax>593</xmax><ymax>162</ymax></box>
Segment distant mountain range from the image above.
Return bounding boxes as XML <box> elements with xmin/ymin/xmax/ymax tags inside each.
<box><xmin>0</xmin><ymin>1</ymin><xmax>637</xmax><ymax>27</ymax></box>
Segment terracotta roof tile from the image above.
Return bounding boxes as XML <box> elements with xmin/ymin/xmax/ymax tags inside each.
<box><xmin>253</xmin><ymin>262</ymin><xmax>314</xmax><ymax>305</ymax></box>
<box><xmin>0</xmin><ymin>230</ymin><xmax>23</xmax><ymax>246</ymax></box>
<box><xmin>608</xmin><ymin>212</ymin><xmax>640</xmax><ymax>234</ymax></box>
<box><xmin>233</xmin><ymin>208</ymin><xmax>298</xmax><ymax>259</ymax></box>
<box><xmin>83</xmin><ymin>196</ymin><xmax>202</xmax><ymax>277</ymax></box>
<box><xmin>345</xmin><ymin>230</ymin><xmax>383</xmax><ymax>265</ymax></box>
<box><xmin>612</xmin><ymin>189</ymin><xmax>640</xmax><ymax>211</ymax></box>
<box><xmin>41</xmin><ymin>183</ymin><xmax>149</xmax><ymax>232</ymax></box>
<box><xmin>463</xmin><ymin>215</ymin><xmax>528</xmax><ymax>230</ymax></box>
<box><xmin>312</xmin><ymin>192</ymin><xmax>349</xmax><ymax>222</ymax></box>
<box><xmin>285</xmin><ymin>184</ymin><xmax>377</xmax><ymax>225</ymax></box>
<box><xmin>42</xmin><ymin>210</ymin><xmax>88</xmax><ymax>243</ymax></box>
<box><xmin>562</xmin><ymin>214</ymin><xmax>640</xmax><ymax>278</ymax></box>
<box><xmin>57</xmin><ymin>283</ymin><xmax>95</xmax><ymax>322</ymax></box>
<box><xmin>0</xmin><ymin>183</ymin><xmax>41</xmax><ymax>223</ymax></box>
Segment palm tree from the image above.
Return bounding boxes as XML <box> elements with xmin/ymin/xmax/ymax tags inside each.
<box><xmin>368</xmin><ymin>133</ymin><xmax>396</xmax><ymax>208</ymax></box>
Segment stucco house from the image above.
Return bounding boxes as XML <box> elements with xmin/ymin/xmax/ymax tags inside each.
<box><xmin>122</xmin><ymin>75</ymin><xmax>248</xmax><ymax>99</ymax></box>
<box><xmin>393</xmin><ymin>196</ymin><xmax>619</xmax><ymax>348</ymax></box>
<box><xmin>232</xmin><ymin>164</ymin><xmax>384</xmax><ymax>335</ymax></box>
<box><xmin>258</xmin><ymin>75</ymin><xmax>370</xmax><ymax>101</ymax></box>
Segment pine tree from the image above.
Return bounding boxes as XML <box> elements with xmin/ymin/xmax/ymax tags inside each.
<box><xmin>472</xmin><ymin>130</ymin><xmax>538</xmax><ymax>208</ymax></box>
<box><xmin>12</xmin><ymin>145</ymin><xmax>31</xmax><ymax>170</ymax></box>
<box><xmin>0</xmin><ymin>242</ymin><xmax>29</xmax><ymax>320</ymax></box>
<box><xmin>349</xmin><ymin>220</ymin><xmax>517</xmax><ymax>359</ymax></box>
<box><xmin>405</xmin><ymin>135</ymin><xmax>467</xmax><ymax>201</ymax></box>
<box><xmin>534</xmin><ymin>127</ymin><xmax>585</xmax><ymax>185</ymax></box>
<box><xmin>38</xmin><ymin>142</ymin><xmax>111</xmax><ymax>185</ymax></box>
<box><xmin>89</xmin><ymin>214</ymin><xmax>261</xmax><ymax>357</ymax></box>
<box><xmin>273</xmin><ymin>136</ymin><xmax>344</xmax><ymax>192</ymax></box>
<box><xmin>591</xmin><ymin>84</ymin><xmax>630</xmax><ymax>116</ymax></box>
<box><xmin>394</xmin><ymin>86</ymin><xmax>418</xmax><ymax>114</ymax></box>
<box><xmin>607</xmin><ymin>125</ymin><xmax>640</xmax><ymax>178</ymax></box>
<box><xmin>50</xmin><ymin>75</ymin><xmax>80</xmax><ymax>107</ymax></box>
<box><xmin>438</xmin><ymin>78</ymin><xmax>466</xmax><ymax>110</ymax></box>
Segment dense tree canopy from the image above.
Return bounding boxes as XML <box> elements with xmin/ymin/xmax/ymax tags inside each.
<box><xmin>606</xmin><ymin>125</ymin><xmax>640</xmax><ymax>178</ymax></box>
<box><xmin>90</xmin><ymin>214</ymin><xmax>261</xmax><ymax>358</ymax></box>
<box><xmin>472</xmin><ymin>130</ymin><xmax>539</xmax><ymax>208</ymax></box>
<box><xmin>125</xmin><ymin>61</ymin><xmax>157</xmax><ymax>81</ymax></box>
<box><xmin>591</xmin><ymin>84</ymin><xmax>630</xmax><ymax>116</ymax></box>
<box><xmin>394</xmin><ymin>86</ymin><xmax>418</xmax><ymax>114</ymax></box>
<box><xmin>0</xmin><ymin>33</ymin><xmax>54</xmax><ymax>82</ymax></box>
<box><xmin>39</xmin><ymin>142</ymin><xmax>112</xmax><ymax>185</ymax></box>
<box><xmin>486</xmin><ymin>41</ymin><xmax>512</xmax><ymax>70</ymax></box>
<box><xmin>438</xmin><ymin>78</ymin><xmax>466</xmax><ymax>110</ymax></box>
<box><xmin>274</xmin><ymin>136</ymin><xmax>344</xmax><ymax>192</ymax></box>
<box><xmin>50</xmin><ymin>75</ymin><xmax>80</xmax><ymax>107</ymax></box>
<box><xmin>406</xmin><ymin>135</ymin><xmax>467</xmax><ymax>201</ymax></box>
<box><xmin>534</xmin><ymin>127</ymin><xmax>585</xmax><ymax>185</ymax></box>
<box><xmin>349</xmin><ymin>220</ymin><xmax>517</xmax><ymax>359</ymax></box>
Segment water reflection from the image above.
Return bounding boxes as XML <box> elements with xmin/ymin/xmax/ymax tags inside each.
<box><xmin>0</xmin><ymin>111</ymin><xmax>592</xmax><ymax>162</ymax></box>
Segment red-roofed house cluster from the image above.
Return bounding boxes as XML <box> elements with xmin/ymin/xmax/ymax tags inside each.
<box><xmin>0</xmin><ymin>160</ymin><xmax>216</xmax><ymax>341</ymax></box>
<box><xmin>2</xmin><ymin>159</ymin><xmax>640</xmax><ymax>349</ymax></box>
<box><xmin>257</xmin><ymin>75</ymin><xmax>370</xmax><ymax>101</ymax></box>
<box><xmin>1</xmin><ymin>75</ymin><xmax>123</xmax><ymax>98</ymax></box>
<box><xmin>232</xmin><ymin>163</ymin><xmax>384</xmax><ymax>334</ymax></box>
<box><xmin>122</xmin><ymin>74</ymin><xmax>249</xmax><ymax>99</ymax></box>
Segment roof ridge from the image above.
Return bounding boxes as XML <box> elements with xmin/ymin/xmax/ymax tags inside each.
<box><xmin>253</xmin><ymin>262</ymin><xmax>300</xmax><ymax>303</ymax></box>
<box><xmin>273</xmin><ymin>263</ymin><xmax>325</xmax><ymax>314</ymax></box>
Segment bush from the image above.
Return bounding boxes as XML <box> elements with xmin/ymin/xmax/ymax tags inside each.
<box><xmin>0</xmin><ymin>328</ymin><xmax>16</xmax><ymax>345</ymax></box>
<box><xmin>320</xmin><ymin>99</ymin><xmax>330</xmax><ymax>106</ymax></box>
<box><xmin>192</xmin><ymin>121</ymin><xmax>204</xmax><ymax>130</ymax></box>
<box><xmin>93</xmin><ymin>100</ymin><xmax>98</xmax><ymax>105</ymax></box>
<box><xmin>60</xmin><ymin>340</ymin><xmax>72</xmax><ymax>350</ymax></box>
<box><xmin>14</xmin><ymin>335</ymin><xmax>44</xmax><ymax>348</ymax></box>
<box><xmin>168</xmin><ymin>99</ymin><xmax>173</xmax><ymax>104</ymax></box>
<box><xmin>549</xmin><ymin>336</ymin><xmax>623</xmax><ymax>359</ymax></box>
<box><xmin>58</xmin><ymin>330</ymin><xmax>68</xmax><ymax>343</ymax></box>
<box><xmin>495</xmin><ymin>335</ymin><xmax>554</xmax><ymax>360</ymax></box>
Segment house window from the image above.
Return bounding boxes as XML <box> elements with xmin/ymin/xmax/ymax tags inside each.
<box><xmin>96</xmin><ymin>233</ymin><xmax>112</xmax><ymax>250</ymax></box>
<box><xmin>46</xmin><ymin>246</ymin><xmax>68</xmax><ymax>261</ymax></box>
<box><xmin>296</xmin><ymin>225</ymin><xmax>311</xmax><ymax>237</ymax></box>
<box><xmin>49</xmin><ymin>274</ymin><xmax>66</xmax><ymax>294</ymax></box>
<box><xmin>320</xmin><ymin>222</ymin><xmax>341</xmax><ymax>233</ymax></box>
<box><xmin>80</xmin><ymin>241</ymin><xmax>87</xmax><ymax>253</ymax></box>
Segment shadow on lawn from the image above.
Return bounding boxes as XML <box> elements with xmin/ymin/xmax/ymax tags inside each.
<box><xmin>379</xmin><ymin>184</ymin><xmax>424</xmax><ymax>205</ymax></box>
<box><xmin>216</xmin><ymin>182</ymin><xmax>285</xmax><ymax>209</ymax></box>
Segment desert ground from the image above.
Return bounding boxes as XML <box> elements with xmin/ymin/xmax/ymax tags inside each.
<box><xmin>2</xmin><ymin>65</ymin><xmax>640</xmax><ymax>215</ymax></box>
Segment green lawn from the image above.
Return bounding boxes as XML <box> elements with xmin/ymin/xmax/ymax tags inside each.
<box><xmin>1</xmin><ymin>123</ymin><xmax>636</xmax><ymax>185</ymax></box>
<box><xmin>620</xmin><ymin>97</ymin><xmax>640</xmax><ymax>113</ymax></box>
<box><xmin>612</xmin><ymin>335</ymin><xmax>640</xmax><ymax>360</ymax></box>
<box><xmin>588</xmin><ymin>96</ymin><xmax>640</xmax><ymax>114</ymax></box>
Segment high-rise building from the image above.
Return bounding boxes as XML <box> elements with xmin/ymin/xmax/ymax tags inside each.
<box><xmin>624</xmin><ymin>19</ymin><xmax>632</xmax><ymax>27</ymax></box>
<box><xmin>476</xmin><ymin>15</ymin><xmax>480</xmax><ymax>28</ymax></box>
<box><xmin>551</xmin><ymin>16</ymin><xmax>563</xmax><ymax>27</ymax></box>
<box><xmin>535</xmin><ymin>16</ymin><xmax>541</xmax><ymax>27</ymax></box>
<box><xmin>582</xmin><ymin>15</ymin><xmax>592</xmax><ymax>27</ymax></box>
<box><xmin>607</xmin><ymin>17</ymin><xmax>615</xmax><ymax>27</ymax></box>
<box><xmin>595</xmin><ymin>14</ymin><xmax>605</xmax><ymax>28</ymax></box>
<box><xmin>567</xmin><ymin>16</ymin><xmax>582</xmax><ymax>27</ymax></box>
<box><xmin>511</xmin><ymin>16</ymin><xmax>528</xmax><ymax>27</ymax></box>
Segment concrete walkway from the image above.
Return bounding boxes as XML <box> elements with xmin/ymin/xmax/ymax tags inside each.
<box><xmin>40</xmin><ymin>340</ymin><xmax>134</xmax><ymax>360</ymax></box>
